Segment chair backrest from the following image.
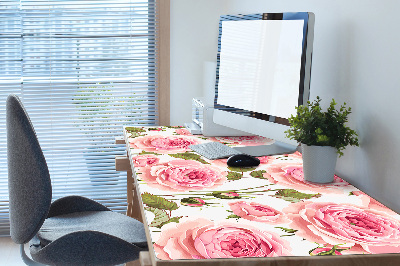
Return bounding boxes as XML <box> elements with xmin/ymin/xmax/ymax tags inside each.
<box><xmin>6</xmin><ymin>94</ymin><xmax>52</xmax><ymax>244</ymax></box>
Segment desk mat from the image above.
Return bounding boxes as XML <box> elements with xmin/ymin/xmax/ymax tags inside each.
<box><xmin>124</xmin><ymin>126</ymin><xmax>400</xmax><ymax>260</ymax></box>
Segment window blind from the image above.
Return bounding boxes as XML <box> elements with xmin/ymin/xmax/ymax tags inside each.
<box><xmin>0</xmin><ymin>0</ymin><xmax>159</xmax><ymax>236</ymax></box>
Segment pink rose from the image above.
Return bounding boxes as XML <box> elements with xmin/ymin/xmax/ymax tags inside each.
<box><xmin>131</xmin><ymin>154</ymin><xmax>160</xmax><ymax>167</ymax></box>
<box><xmin>351</xmin><ymin>190</ymin><xmax>398</xmax><ymax>215</ymax></box>
<box><xmin>258</xmin><ymin>155</ymin><xmax>272</xmax><ymax>164</ymax></box>
<box><xmin>228</xmin><ymin>201</ymin><xmax>288</xmax><ymax>224</ymax></box>
<box><xmin>284</xmin><ymin>201</ymin><xmax>400</xmax><ymax>254</ymax></box>
<box><xmin>154</xmin><ymin>218</ymin><xmax>292</xmax><ymax>260</ymax></box>
<box><xmin>175</xmin><ymin>128</ymin><xmax>192</xmax><ymax>135</ymax></box>
<box><xmin>264</xmin><ymin>164</ymin><xmax>350</xmax><ymax>194</ymax></box>
<box><xmin>212</xmin><ymin>158</ymin><xmax>229</xmax><ymax>168</ymax></box>
<box><xmin>141</xmin><ymin>160</ymin><xmax>226</xmax><ymax>191</ymax></box>
<box><xmin>287</xmin><ymin>151</ymin><xmax>303</xmax><ymax>159</ymax></box>
<box><xmin>129</xmin><ymin>135</ymin><xmax>200</xmax><ymax>154</ymax></box>
<box><xmin>209</xmin><ymin>136</ymin><xmax>274</xmax><ymax>146</ymax></box>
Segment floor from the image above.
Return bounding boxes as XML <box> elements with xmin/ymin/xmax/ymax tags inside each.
<box><xmin>0</xmin><ymin>237</ymin><xmax>26</xmax><ymax>266</ymax></box>
<box><xmin>0</xmin><ymin>236</ymin><xmax>141</xmax><ymax>266</ymax></box>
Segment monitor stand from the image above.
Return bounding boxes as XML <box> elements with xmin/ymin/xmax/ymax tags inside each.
<box><xmin>232</xmin><ymin>141</ymin><xmax>298</xmax><ymax>157</ymax></box>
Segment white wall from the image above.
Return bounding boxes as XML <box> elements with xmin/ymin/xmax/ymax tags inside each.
<box><xmin>170</xmin><ymin>0</ymin><xmax>400</xmax><ymax>213</ymax></box>
<box><xmin>170</xmin><ymin>0</ymin><xmax>228</xmax><ymax>125</ymax></box>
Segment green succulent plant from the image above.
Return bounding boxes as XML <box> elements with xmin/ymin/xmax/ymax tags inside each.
<box><xmin>285</xmin><ymin>96</ymin><xmax>359</xmax><ymax>157</ymax></box>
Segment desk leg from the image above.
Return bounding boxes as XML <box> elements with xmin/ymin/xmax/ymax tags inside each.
<box><xmin>124</xmin><ymin>252</ymin><xmax>152</xmax><ymax>266</ymax></box>
<box><xmin>126</xmin><ymin>169</ymin><xmax>134</xmax><ymax>218</ymax></box>
<box><xmin>127</xmin><ymin>170</ymin><xmax>143</xmax><ymax>223</ymax></box>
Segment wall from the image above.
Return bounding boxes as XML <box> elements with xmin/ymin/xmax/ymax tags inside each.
<box><xmin>170</xmin><ymin>0</ymin><xmax>400</xmax><ymax>213</ymax></box>
<box><xmin>170</xmin><ymin>0</ymin><xmax>228</xmax><ymax>124</ymax></box>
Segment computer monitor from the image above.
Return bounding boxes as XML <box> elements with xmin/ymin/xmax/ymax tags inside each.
<box><xmin>213</xmin><ymin>12</ymin><xmax>315</xmax><ymax>156</ymax></box>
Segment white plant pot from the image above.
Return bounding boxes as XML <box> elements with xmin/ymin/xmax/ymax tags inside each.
<box><xmin>301</xmin><ymin>144</ymin><xmax>338</xmax><ymax>183</ymax></box>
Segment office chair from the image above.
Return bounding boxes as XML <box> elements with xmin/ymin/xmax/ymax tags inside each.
<box><xmin>6</xmin><ymin>94</ymin><xmax>148</xmax><ymax>265</ymax></box>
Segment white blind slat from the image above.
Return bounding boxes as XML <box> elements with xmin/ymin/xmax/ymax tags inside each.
<box><xmin>0</xmin><ymin>0</ymin><xmax>159</xmax><ymax>236</ymax></box>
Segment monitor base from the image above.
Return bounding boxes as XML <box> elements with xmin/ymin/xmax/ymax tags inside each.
<box><xmin>232</xmin><ymin>141</ymin><xmax>298</xmax><ymax>157</ymax></box>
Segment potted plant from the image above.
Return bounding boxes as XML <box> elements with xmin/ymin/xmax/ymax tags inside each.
<box><xmin>285</xmin><ymin>96</ymin><xmax>359</xmax><ymax>183</ymax></box>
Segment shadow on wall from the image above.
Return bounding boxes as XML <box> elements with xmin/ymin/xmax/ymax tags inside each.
<box><xmin>337</xmin><ymin>112</ymin><xmax>399</xmax><ymax>213</ymax></box>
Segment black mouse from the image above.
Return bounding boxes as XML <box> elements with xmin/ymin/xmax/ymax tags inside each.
<box><xmin>227</xmin><ymin>154</ymin><xmax>260</xmax><ymax>167</ymax></box>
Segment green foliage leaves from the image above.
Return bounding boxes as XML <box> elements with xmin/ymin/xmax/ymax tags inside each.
<box><xmin>145</xmin><ymin>207</ymin><xmax>181</xmax><ymax>228</ymax></box>
<box><xmin>285</xmin><ymin>97</ymin><xmax>359</xmax><ymax>157</ymax></box>
<box><xmin>250</xmin><ymin>170</ymin><xmax>267</xmax><ymax>179</ymax></box>
<box><xmin>126</xmin><ymin>127</ymin><xmax>146</xmax><ymax>138</ymax></box>
<box><xmin>169</xmin><ymin>152</ymin><xmax>209</xmax><ymax>164</ymax></box>
<box><xmin>228</xmin><ymin>166</ymin><xmax>257</xmax><ymax>172</ymax></box>
<box><xmin>275</xmin><ymin>227</ymin><xmax>298</xmax><ymax>234</ymax></box>
<box><xmin>145</xmin><ymin>207</ymin><xmax>170</xmax><ymax>227</ymax></box>
<box><xmin>142</xmin><ymin>193</ymin><xmax>181</xmax><ymax>228</ymax></box>
<box><xmin>227</xmin><ymin>214</ymin><xmax>241</xmax><ymax>219</ymax></box>
<box><xmin>227</xmin><ymin>171</ymin><xmax>243</xmax><ymax>180</ymax></box>
<box><xmin>271</xmin><ymin>189</ymin><xmax>321</xmax><ymax>202</ymax></box>
<box><xmin>141</xmin><ymin>193</ymin><xmax>178</xmax><ymax>211</ymax></box>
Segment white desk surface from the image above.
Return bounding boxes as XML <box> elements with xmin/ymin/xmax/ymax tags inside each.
<box><xmin>123</xmin><ymin>126</ymin><xmax>400</xmax><ymax>266</ymax></box>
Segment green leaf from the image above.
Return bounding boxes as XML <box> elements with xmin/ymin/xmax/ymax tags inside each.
<box><xmin>227</xmin><ymin>214</ymin><xmax>241</xmax><ymax>219</ymax></box>
<box><xmin>166</xmin><ymin>216</ymin><xmax>182</xmax><ymax>224</ymax></box>
<box><xmin>126</xmin><ymin>127</ymin><xmax>146</xmax><ymax>138</ymax></box>
<box><xmin>227</xmin><ymin>171</ymin><xmax>243</xmax><ymax>181</ymax></box>
<box><xmin>144</xmin><ymin>207</ymin><xmax>182</xmax><ymax>228</ymax></box>
<box><xmin>309</xmin><ymin>246</ymin><xmax>338</xmax><ymax>256</ymax></box>
<box><xmin>165</xmin><ymin>126</ymin><xmax>183</xmax><ymax>129</ymax></box>
<box><xmin>139</xmin><ymin>151</ymin><xmax>159</xmax><ymax>155</ymax></box>
<box><xmin>211</xmin><ymin>191</ymin><xmax>241</xmax><ymax>199</ymax></box>
<box><xmin>148</xmin><ymin>127</ymin><xmax>164</xmax><ymax>131</ymax></box>
<box><xmin>275</xmin><ymin>227</ymin><xmax>298</xmax><ymax>234</ymax></box>
<box><xmin>141</xmin><ymin>193</ymin><xmax>179</xmax><ymax>211</ymax></box>
<box><xmin>145</xmin><ymin>207</ymin><xmax>170</xmax><ymax>228</ymax></box>
<box><xmin>271</xmin><ymin>189</ymin><xmax>321</xmax><ymax>203</ymax></box>
<box><xmin>126</xmin><ymin>127</ymin><xmax>146</xmax><ymax>133</ymax></box>
<box><xmin>168</xmin><ymin>152</ymin><xmax>209</xmax><ymax>164</ymax></box>
<box><xmin>228</xmin><ymin>166</ymin><xmax>257</xmax><ymax>172</ymax></box>
<box><xmin>250</xmin><ymin>170</ymin><xmax>267</xmax><ymax>179</ymax></box>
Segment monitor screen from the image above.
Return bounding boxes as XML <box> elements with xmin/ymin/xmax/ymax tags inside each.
<box><xmin>213</xmin><ymin>13</ymin><xmax>314</xmax><ymax>156</ymax></box>
<box><xmin>217</xmin><ymin>19</ymin><xmax>304</xmax><ymax>119</ymax></box>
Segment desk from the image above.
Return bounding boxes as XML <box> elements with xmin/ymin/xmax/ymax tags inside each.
<box><xmin>120</xmin><ymin>126</ymin><xmax>400</xmax><ymax>266</ymax></box>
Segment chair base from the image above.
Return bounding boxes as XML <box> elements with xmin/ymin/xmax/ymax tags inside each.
<box><xmin>20</xmin><ymin>244</ymin><xmax>45</xmax><ymax>266</ymax></box>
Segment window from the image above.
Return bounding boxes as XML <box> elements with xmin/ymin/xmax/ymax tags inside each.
<box><xmin>0</xmin><ymin>0</ymin><xmax>169</xmax><ymax>236</ymax></box>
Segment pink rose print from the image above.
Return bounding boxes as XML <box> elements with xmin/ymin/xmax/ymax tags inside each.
<box><xmin>175</xmin><ymin>128</ymin><xmax>192</xmax><ymax>135</ymax></box>
<box><xmin>228</xmin><ymin>201</ymin><xmax>288</xmax><ymax>224</ymax></box>
<box><xmin>141</xmin><ymin>160</ymin><xmax>226</xmax><ymax>191</ymax></box>
<box><xmin>287</xmin><ymin>151</ymin><xmax>303</xmax><ymax>160</ymax></box>
<box><xmin>212</xmin><ymin>158</ymin><xmax>229</xmax><ymax>168</ymax></box>
<box><xmin>180</xmin><ymin>197</ymin><xmax>206</xmax><ymax>207</ymax></box>
<box><xmin>131</xmin><ymin>154</ymin><xmax>160</xmax><ymax>167</ymax></box>
<box><xmin>284</xmin><ymin>201</ymin><xmax>400</xmax><ymax>254</ymax></box>
<box><xmin>264</xmin><ymin>164</ymin><xmax>350</xmax><ymax>194</ymax></box>
<box><xmin>258</xmin><ymin>155</ymin><xmax>273</xmax><ymax>164</ymax></box>
<box><xmin>129</xmin><ymin>135</ymin><xmax>200</xmax><ymax>154</ymax></box>
<box><xmin>154</xmin><ymin>218</ymin><xmax>292</xmax><ymax>260</ymax></box>
<box><xmin>210</xmin><ymin>136</ymin><xmax>274</xmax><ymax>146</ymax></box>
<box><xmin>351</xmin><ymin>190</ymin><xmax>398</xmax><ymax>216</ymax></box>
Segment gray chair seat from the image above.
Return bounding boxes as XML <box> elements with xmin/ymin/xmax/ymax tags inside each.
<box><xmin>37</xmin><ymin>211</ymin><xmax>147</xmax><ymax>248</ymax></box>
<box><xmin>7</xmin><ymin>94</ymin><xmax>148</xmax><ymax>265</ymax></box>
